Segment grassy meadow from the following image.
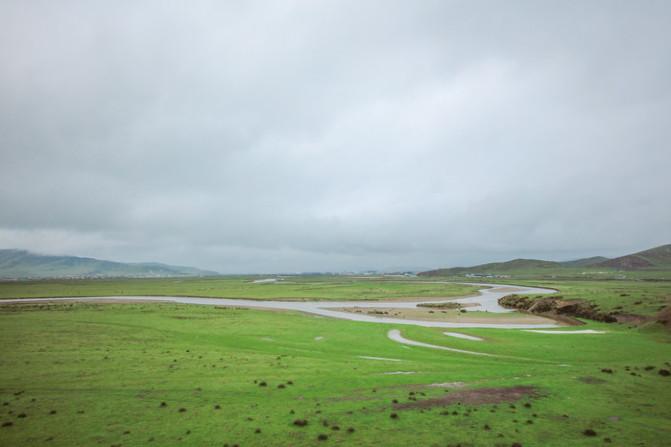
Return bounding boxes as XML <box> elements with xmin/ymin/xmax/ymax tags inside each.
<box><xmin>448</xmin><ymin>278</ymin><xmax>670</xmax><ymax>318</ymax></box>
<box><xmin>0</xmin><ymin>277</ymin><xmax>479</xmax><ymax>301</ymax></box>
<box><xmin>0</xmin><ymin>277</ymin><xmax>670</xmax><ymax>446</ymax></box>
<box><xmin>1</xmin><ymin>302</ymin><xmax>670</xmax><ymax>446</ymax></box>
<box><xmin>508</xmin><ymin>280</ymin><xmax>670</xmax><ymax>317</ymax></box>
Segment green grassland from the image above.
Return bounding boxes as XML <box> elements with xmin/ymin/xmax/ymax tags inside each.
<box><xmin>1</xmin><ymin>302</ymin><xmax>670</xmax><ymax>447</ymax></box>
<box><xmin>507</xmin><ymin>280</ymin><xmax>671</xmax><ymax>317</ymax></box>
<box><xmin>433</xmin><ymin>277</ymin><xmax>670</xmax><ymax>319</ymax></box>
<box><xmin>0</xmin><ymin>277</ymin><xmax>480</xmax><ymax>301</ymax></box>
<box><xmin>420</xmin><ymin>274</ymin><xmax>670</xmax><ymax>319</ymax></box>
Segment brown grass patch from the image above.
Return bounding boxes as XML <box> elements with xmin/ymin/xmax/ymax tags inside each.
<box><xmin>393</xmin><ymin>385</ymin><xmax>537</xmax><ymax>409</ymax></box>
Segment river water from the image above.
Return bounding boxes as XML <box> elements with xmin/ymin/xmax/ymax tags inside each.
<box><xmin>0</xmin><ymin>282</ymin><xmax>558</xmax><ymax>329</ymax></box>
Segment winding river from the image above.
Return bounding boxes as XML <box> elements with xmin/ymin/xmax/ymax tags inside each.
<box><xmin>0</xmin><ymin>282</ymin><xmax>559</xmax><ymax>329</ymax></box>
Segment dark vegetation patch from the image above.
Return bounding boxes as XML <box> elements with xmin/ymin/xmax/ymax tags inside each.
<box><xmin>499</xmin><ymin>294</ymin><xmax>619</xmax><ymax>323</ymax></box>
<box><xmin>656</xmin><ymin>305</ymin><xmax>671</xmax><ymax>328</ymax></box>
<box><xmin>394</xmin><ymin>386</ymin><xmax>537</xmax><ymax>410</ymax></box>
<box><xmin>417</xmin><ymin>302</ymin><xmax>462</xmax><ymax>309</ymax></box>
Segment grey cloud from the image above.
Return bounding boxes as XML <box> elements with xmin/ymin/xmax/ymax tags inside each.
<box><xmin>1</xmin><ymin>1</ymin><xmax>670</xmax><ymax>273</ymax></box>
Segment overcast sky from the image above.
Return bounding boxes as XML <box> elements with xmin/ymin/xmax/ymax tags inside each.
<box><xmin>1</xmin><ymin>1</ymin><xmax>670</xmax><ymax>273</ymax></box>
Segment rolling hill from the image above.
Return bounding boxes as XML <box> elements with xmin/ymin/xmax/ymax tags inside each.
<box><xmin>428</xmin><ymin>258</ymin><xmax>561</xmax><ymax>276</ymax></box>
<box><xmin>559</xmin><ymin>256</ymin><xmax>609</xmax><ymax>267</ymax></box>
<box><xmin>595</xmin><ymin>244</ymin><xmax>671</xmax><ymax>270</ymax></box>
<box><xmin>0</xmin><ymin>249</ymin><xmax>219</xmax><ymax>279</ymax></box>
<box><xmin>419</xmin><ymin>244</ymin><xmax>671</xmax><ymax>277</ymax></box>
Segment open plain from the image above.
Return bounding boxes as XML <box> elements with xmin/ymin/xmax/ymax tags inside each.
<box><xmin>1</xmin><ymin>276</ymin><xmax>670</xmax><ymax>446</ymax></box>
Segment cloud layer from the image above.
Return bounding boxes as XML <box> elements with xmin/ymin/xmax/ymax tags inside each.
<box><xmin>1</xmin><ymin>1</ymin><xmax>670</xmax><ymax>272</ymax></box>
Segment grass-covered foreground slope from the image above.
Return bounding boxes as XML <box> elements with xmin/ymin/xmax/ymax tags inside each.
<box><xmin>0</xmin><ymin>277</ymin><xmax>480</xmax><ymax>301</ymax></box>
<box><xmin>1</xmin><ymin>303</ymin><xmax>670</xmax><ymax>446</ymax></box>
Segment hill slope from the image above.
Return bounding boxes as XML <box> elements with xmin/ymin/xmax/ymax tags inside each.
<box><xmin>559</xmin><ymin>256</ymin><xmax>609</xmax><ymax>267</ymax></box>
<box><xmin>0</xmin><ymin>249</ymin><xmax>218</xmax><ymax>279</ymax></box>
<box><xmin>420</xmin><ymin>258</ymin><xmax>561</xmax><ymax>276</ymax></box>
<box><xmin>595</xmin><ymin>244</ymin><xmax>671</xmax><ymax>270</ymax></box>
<box><xmin>419</xmin><ymin>244</ymin><xmax>671</xmax><ymax>277</ymax></box>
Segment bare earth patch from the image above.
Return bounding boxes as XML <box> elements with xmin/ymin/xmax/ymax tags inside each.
<box><xmin>427</xmin><ymin>382</ymin><xmax>467</xmax><ymax>389</ymax></box>
<box><xmin>394</xmin><ymin>385</ymin><xmax>537</xmax><ymax>409</ymax></box>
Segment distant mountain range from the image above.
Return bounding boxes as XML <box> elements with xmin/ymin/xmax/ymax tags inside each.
<box><xmin>419</xmin><ymin>244</ymin><xmax>671</xmax><ymax>276</ymax></box>
<box><xmin>0</xmin><ymin>249</ymin><xmax>219</xmax><ymax>279</ymax></box>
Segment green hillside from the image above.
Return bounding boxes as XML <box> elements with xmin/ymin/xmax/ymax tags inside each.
<box><xmin>419</xmin><ymin>244</ymin><xmax>671</xmax><ymax>278</ymax></box>
<box><xmin>421</xmin><ymin>258</ymin><xmax>560</xmax><ymax>276</ymax></box>
<box><xmin>595</xmin><ymin>244</ymin><xmax>671</xmax><ymax>270</ymax></box>
<box><xmin>559</xmin><ymin>256</ymin><xmax>609</xmax><ymax>267</ymax></box>
<box><xmin>0</xmin><ymin>249</ymin><xmax>218</xmax><ymax>279</ymax></box>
